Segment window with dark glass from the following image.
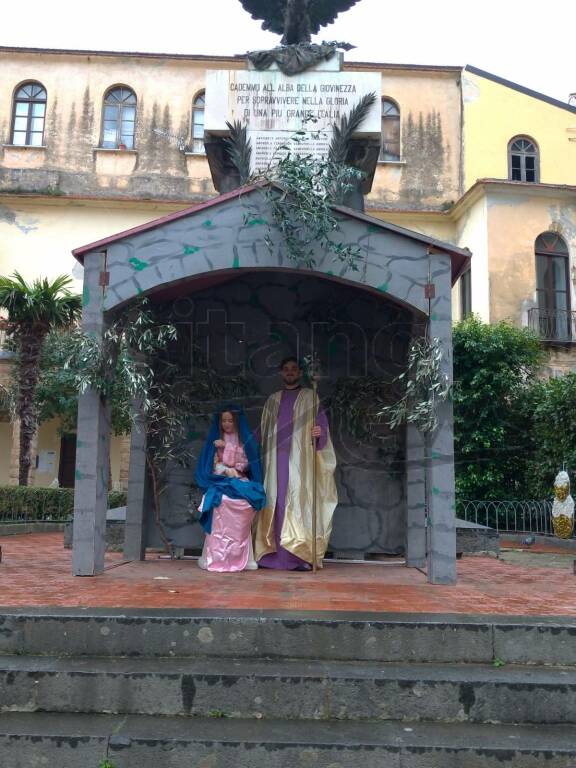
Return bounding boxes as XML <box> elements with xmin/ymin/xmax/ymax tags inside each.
<box><xmin>380</xmin><ymin>98</ymin><xmax>400</xmax><ymax>161</ymax></box>
<box><xmin>191</xmin><ymin>92</ymin><xmax>205</xmax><ymax>154</ymax></box>
<box><xmin>101</xmin><ymin>87</ymin><xmax>137</xmax><ymax>149</ymax></box>
<box><xmin>460</xmin><ymin>268</ymin><xmax>472</xmax><ymax>319</ymax></box>
<box><xmin>535</xmin><ymin>232</ymin><xmax>571</xmax><ymax>339</ymax></box>
<box><xmin>509</xmin><ymin>137</ymin><xmax>539</xmax><ymax>182</ymax></box>
<box><xmin>11</xmin><ymin>82</ymin><xmax>47</xmax><ymax>146</ymax></box>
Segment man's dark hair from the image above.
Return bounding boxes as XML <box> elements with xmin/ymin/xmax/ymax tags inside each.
<box><xmin>279</xmin><ymin>355</ymin><xmax>301</xmax><ymax>370</ymax></box>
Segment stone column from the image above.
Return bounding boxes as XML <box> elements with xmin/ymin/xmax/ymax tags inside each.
<box><xmin>426</xmin><ymin>251</ymin><xmax>457</xmax><ymax>585</ymax></box>
<box><xmin>124</xmin><ymin>402</ymin><xmax>148</xmax><ymax>561</ymax></box>
<box><xmin>72</xmin><ymin>251</ymin><xmax>111</xmax><ymax>577</ymax></box>
<box><xmin>405</xmin><ymin>424</ymin><xmax>426</xmax><ymax>568</ymax></box>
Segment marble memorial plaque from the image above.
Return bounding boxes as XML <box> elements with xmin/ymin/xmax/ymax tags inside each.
<box><xmin>205</xmin><ymin>69</ymin><xmax>381</xmax><ymax>171</ymax></box>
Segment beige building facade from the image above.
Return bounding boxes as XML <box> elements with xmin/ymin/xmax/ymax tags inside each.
<box><xmin>0</xmin><ymin>46</ymin><xmax>574</xmax><ymax>486</ymax></box>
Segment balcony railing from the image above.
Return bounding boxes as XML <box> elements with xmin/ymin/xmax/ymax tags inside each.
<box><xmin>527</xmin><ymin>308</ymin><xmax>576</xmax><ymax>343</ymax></box>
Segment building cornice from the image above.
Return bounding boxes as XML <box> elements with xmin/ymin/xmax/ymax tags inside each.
<box><xmin>0</xmin><ymin>45</ymin><xmax>461</xmax><ymax>74</ymax></box>
<box><xmin>0</xmin><ymin>46</ymin><xmax>245</xmax><ymax>64</ymax></box>
<box><xmin>452</xmin><ymin>179</ymin><xmax>576</xmax><ymax>218</ymax></box>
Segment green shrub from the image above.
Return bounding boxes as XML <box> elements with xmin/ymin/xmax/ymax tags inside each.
<box><xmin>522</xmin><ymin>373</ymin><xmax>576</xmax><ymax>498</ymax></box>
<box><xmin>453</xmin><ymin>316</ymin><xmax>544</xmax><ymax>500</ymax></box>
<box><xmin>0</xmin><ymin>486</ymin><xmax>127</xmax><ymax>522</ymax></box>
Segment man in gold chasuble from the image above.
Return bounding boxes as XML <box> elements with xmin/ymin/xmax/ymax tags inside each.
<box><xmin>255</xmin><ymin>357</ymin><xmax>338</xmax><ymax>570</ymax></box>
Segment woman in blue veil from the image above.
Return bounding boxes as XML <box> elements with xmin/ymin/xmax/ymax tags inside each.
<box><xmin>195</xmin><ymin>404</ymin><xmax>266</xmax><ymax>572</ymax></box>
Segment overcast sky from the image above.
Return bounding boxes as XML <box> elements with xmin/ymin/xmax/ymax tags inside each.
<box><xmin>3</xmin><ymin>0</ymin><xmax>574</xmax><ymax>104</ymax></box>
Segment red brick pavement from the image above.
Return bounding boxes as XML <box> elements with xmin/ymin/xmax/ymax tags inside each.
<box><xmin>500</xmin><ymin>539</ymin><xmax>576</xmax><ymax>555</ymax></box>
<box><xmin>0</xmin><ymin>533</ymin><xmax>574</xmax><ymax>615</ymax></box>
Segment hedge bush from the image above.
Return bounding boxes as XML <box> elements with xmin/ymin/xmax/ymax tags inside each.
<box><xmin>453</xmin><ymin>316</ymin><xmax>544</xmax><ymax>500</ymax></box>
<box><xmin>0</xmin><ymin>487</ymin><xmax>127</xmax><ymax>522</ymax></box>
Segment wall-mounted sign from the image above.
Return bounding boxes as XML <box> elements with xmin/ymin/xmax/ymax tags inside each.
<box><xmin>205</xmin><ymin>69</ymin><xmax>381</xmax><ymax>171</ymax></box>
<box><xmin>37</xmin><ymin>450</ymin><xmax>56</xmax><ymax>474</ymax></box>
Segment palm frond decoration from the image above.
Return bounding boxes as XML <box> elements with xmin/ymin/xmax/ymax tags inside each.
<box><xmin>328</xmin><ymin>92</ymin><xmax>377</xmax><ymax>165</ymax></box>
<box><xmin>223</xmin><ymin>121</ymin><xmax>253</xmax><ymax>185</ymax></box>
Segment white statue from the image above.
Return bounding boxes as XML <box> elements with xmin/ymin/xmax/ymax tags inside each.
<box><xmin>551</xmin><ymin>470</ymin><xmax>574</xmax><ymax>539</ymax></box>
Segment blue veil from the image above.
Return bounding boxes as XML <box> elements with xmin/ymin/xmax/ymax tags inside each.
<box><xmin>194</xmin><ymin>404</ymin><xmax>266</xmax><ymax>534</ymax></box>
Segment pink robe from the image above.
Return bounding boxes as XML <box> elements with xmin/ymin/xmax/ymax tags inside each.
<box><xmin>198</xmin><ymin>431</ymin><xmax>257</xmax><ymax>572</ymax></box>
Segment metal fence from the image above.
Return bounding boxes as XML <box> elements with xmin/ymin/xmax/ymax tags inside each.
<box><xmin>457</xmin><ymin>498</ymin><xmax>553</xmax><ymax>535</ymax></box>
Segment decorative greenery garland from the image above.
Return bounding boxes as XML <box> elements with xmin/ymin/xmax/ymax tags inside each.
<box><xmin>223</xmin><ymin>94</ymin><xmax>377</xmax><ymax>271</ymax></box>
<box><xmin>379</xmin><ymin>337</ymin><xmax>451</xmax><ymax>434</ymax></box>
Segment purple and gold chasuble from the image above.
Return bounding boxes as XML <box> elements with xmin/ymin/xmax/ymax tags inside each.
<box><xmin>256</xmin><ymin>388</ymin><xmax>338</xmax><ymax>569</ymax></box>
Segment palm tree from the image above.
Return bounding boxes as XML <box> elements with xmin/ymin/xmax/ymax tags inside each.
<box><xmin>0</xmin><ymin>273</ymin><xmax>82</xmax><ymax>485</ymax></box>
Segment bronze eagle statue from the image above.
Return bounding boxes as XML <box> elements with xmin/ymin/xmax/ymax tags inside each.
<box><xmin>239</xmin><ymin>0</ymin><xmax>361</xmax><ymax>45</ymax></box>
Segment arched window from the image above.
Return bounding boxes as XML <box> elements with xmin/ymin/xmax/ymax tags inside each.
<box><xmin>380</xmin><ymin>98</ymin><xmax>400</xmax><ymax>161</ymax></box>
<box><xmin>535</xmin><ymin>232</ymin><xmax>571</xmax><ymax>339</ymax></box>
<box><xmin>101</xmin><ymin>86</ymin><xmax>137</xmax><ymax>149</ymax></box>
<box><xmin>191</xmin><ymin>91</ymin><xmax>205</xmax><ymax>154</ymax></box>
<box><xmin>11</xmin><ymin>82</ymin><xmax>47</xmax><ymax>146</ymax></box>
<box><xmin>509</xmin><ymin>136</ymin><xmax>539</xmax><ymax>182</ymax></box>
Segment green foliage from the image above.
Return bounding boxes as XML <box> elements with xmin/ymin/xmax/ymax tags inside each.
<box><xmin>62</xmin><ymin>299</ymin><xmax>177</xmax><ymax>408</ymax></box>
<box><xmin>224</xmin><ymin>120</ymin><xmax>252</xmax><ymax>185</ymax></box>
<box><xmin>522</xmin><ymin>373</ymin><xmax>576</xmax><ymax>498</ymax></box>
<box><xmin>0</xmin><ymin>272</ymin><xmax>82</xmax><ymax>485</ymax></box>
<box><xmin>453</xmin><ymin>316</ymin><xmax>544</xmax><ymax>500</ymax></box>
<box><xmin>35</xmin><ymin>327</ymin><xmax>138</xmax><ymax>435</ymax></box>
<box><xmin>0</xmin><ymin>486</ymin><xmax>126</xmax><ymax>522</ymax></box>
<box><xmin>330</xmin><ymin>376</ymin><xmax>397</xmax><ymax>442</ymax></box>
<box><xmin>98</xmin><ymin>760</ymin><xmax>117</xmax><ymax>768</ymax></box>
<box><xmin>223</xmin><ymin>97</ymin><xmax>377</xmax><ymax>271</ymax></box>
<box><xmin>260</xmin><ymin>150</ymin><xmax>364</xmax><ymax>270</ymax></box>
<box><xmin>379</xmin><ymin>337</ymin><xmax>451</xmax><ymax>434</ymax></box>
<box><xmin>0</xmin><ymin>272</ymin><xmax>81</xmax><ymax>333</ymax></box>
<box><xmin>34</xmin><ymin>330</ymin><xmax>84</xmax><ymax>432</ymax></box>
<box><xmin>328</xmin><ymin>93</ymin><xmax>377</xmax><ymax>166</ymax></box>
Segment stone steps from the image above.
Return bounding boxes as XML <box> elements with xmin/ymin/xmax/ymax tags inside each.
<box><xmin>1</xmin><ymin>608</ymin><xmax>576</xmax><ymax>664</ymax></box>
<box><xmin>1</xmin><ymin>655</ymin><xmax>576</xmax><ymax>725</ymax></box>
<box><xmin>1</xmin><ymin>609</ymin><xmax>576</xmax><ymax>766</ymax></box>
<box><xmin>1</xmin><ymin>712</ymin><xmax>576</xmax><ymax>768</ymax></box>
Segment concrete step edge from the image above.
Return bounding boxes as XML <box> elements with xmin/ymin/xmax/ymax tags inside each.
<box><xmin>1</xmin><ymin>609</ymin><xmax>576</xmax><ymax>666</ymax></box>
<box><xmin>1</xmin><ymin>655</ymin><xmax>576</xmax><ymax>685</ymax></box>
<box><xmin>1</xmin><ymin>712</ymin><xmax>576</xmax><ymax>752</ymax></box>
<box><xmin>1</xmin><ymin>607</ymin><xmax>575</xmax><ymax>626</ymax></box>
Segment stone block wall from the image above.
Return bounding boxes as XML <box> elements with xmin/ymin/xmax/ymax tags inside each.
<box><xmin>144</xmin><ymin>272</ymin><xmax>416</xmax><ymax>556</ymax></box>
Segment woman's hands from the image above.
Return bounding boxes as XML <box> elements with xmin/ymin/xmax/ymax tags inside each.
<box><xmin>214</xmin><ymin>439</ymin><xmax>225</xmax><ymax>449</ymax></box>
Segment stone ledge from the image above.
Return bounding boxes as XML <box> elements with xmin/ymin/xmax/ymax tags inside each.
<box><xmin>64</xmin><ymin>506</ymin><xmax>126</xmax><ymax>552</ymax></box>
<box><xmin>0</xmin><ymin>522</ymin><xmax>65</xmax><ymax>536</ymax></box>
<box><xmin>456</xmin><ymin>518</ymin><xmax>500</xmax><ymax>555</ymax></box>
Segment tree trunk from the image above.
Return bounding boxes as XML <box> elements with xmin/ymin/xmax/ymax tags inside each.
<box><xmin>17</xmin><ymin>330</ymin><xmax>45</xmax><ymax>486</ymax></box>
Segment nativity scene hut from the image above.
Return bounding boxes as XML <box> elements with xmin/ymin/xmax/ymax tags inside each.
<box><xmin>71</xmin><ymin>179</ymin><xmax>470</xmax><ymax>585</ymax></box>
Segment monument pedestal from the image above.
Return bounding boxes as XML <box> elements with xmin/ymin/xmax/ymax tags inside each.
<box><xmin>203</xmin><ymin>55</ymin><xmax>382</xmax><ymax>207</ymax></box>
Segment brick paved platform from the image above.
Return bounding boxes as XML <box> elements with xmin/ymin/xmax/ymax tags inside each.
<box><xmin>0</xmin><ymin>533</ymin><xmax>574</xmax><ymax>615</ymax></box>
